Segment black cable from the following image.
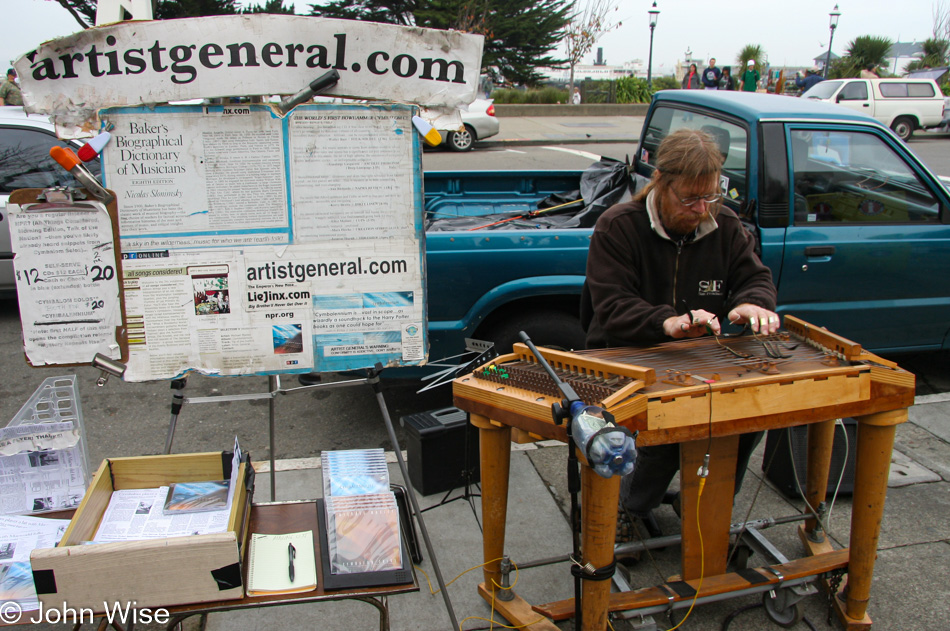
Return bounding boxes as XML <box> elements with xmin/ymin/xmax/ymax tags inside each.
<box><xmin>720</xmin><ymin>602</ymin><xmax>762</xmax><ymax>630</ymax></box>
<box><xmin>719</xmin><ymin>601</ymin><xmax>819</xmax><ymax>631</ymax></box>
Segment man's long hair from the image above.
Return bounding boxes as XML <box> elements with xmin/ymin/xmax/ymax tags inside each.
<box><xmin>635</xmin><ymin>128</ymin><xmax>724</xmax><ymax>203</ymax></box>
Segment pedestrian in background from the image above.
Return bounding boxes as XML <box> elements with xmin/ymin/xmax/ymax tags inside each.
<box><xmin>795</xmin><ymin>67</ymin><xmax>824</xmax><ymax>93</ymax></box>
<box><xmin>682</xmin><ymin>63</ymin><xmax>701</xmax><ymax>89</ymax></box>
<box><xmin>0</xmin><ymin>69</ymin><xmax>22</xmax><ymax>106</ymax></box>
<box><xmin>572</xmin><ymin>87</ymin><xmax>582</xmax><ymax>105</ymax></box>
<box><xmin>702</xmin><ymin>58</ymin><xmax>722</xmax><ymax>90</ymax></box>
<box><xmin>740</xmin><ymin>60</ymin><xmax>760</xmax><ymax>92</ymax></box>
<box><xmin>719</xmin><ymin>66</ymin><xmax>736</xmax><ymax>90</ymax></box>
<box><xmin>860</xmin><ymin>64</ymin><xmax>879</xmax><ymax>79</ymax></box>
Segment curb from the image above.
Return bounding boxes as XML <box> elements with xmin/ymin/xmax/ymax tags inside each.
<box><xmin>493</xmin><ymin>103</ymin><xmax>650</xmax><ymax>117</ymax></box>
<box><xmin>478</xmin><ymin>136</ymin><xmax>635</xmax><ymax>148</ymax></box>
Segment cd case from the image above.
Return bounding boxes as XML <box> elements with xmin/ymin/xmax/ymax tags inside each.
<box><xmin>316</xmin><ymin>499</ymin><xmax>412</xmax><ymax>590</ymax></box>
<box><xmin>162</xmin><ymin>480</ymin><xmax>230</xmax><ymax>514</ymax></box>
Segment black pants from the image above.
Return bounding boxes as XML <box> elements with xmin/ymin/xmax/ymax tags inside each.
<box><xmin>620</xmin><ymin>431</ymin><xmax>764</xmax><ymax>517</ymax></box>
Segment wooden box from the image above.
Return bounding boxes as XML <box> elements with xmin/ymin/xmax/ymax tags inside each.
<box><xmin>30</xmin><ymin>451</ymin><xmax>254</xmax><ymax>613</ymax></box>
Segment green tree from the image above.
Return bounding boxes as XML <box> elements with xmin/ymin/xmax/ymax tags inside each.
<box><xmin>155</xmin><ymin>0</ymin><xmax>241</xmax><ymax>19</ymax></box>
<box><xmin>905</xmin><ymin>37</ymin><xmax>950</xmax><ymax>72</ymax></box>
<box><xmin>243</xmin><ymin>0</ymin><xmax>297</xmax><ymax>13</ymax></box>
<box><xmin>736</xmin><ymin>44</ymin><xmax>765</xmax><ymax>71</ymax></box>
<box><xmin>53</xmin><ymin>0</ymin><xmax>95</xmax><ymax>28</ymax></box>
<box><xmin>563</xmin><ymin>0</ymin><xmax>621</xmax><ymax>95</ymax></box>
<box><xmin>308</xmin><ymin>0</ymin><xmax>419</xmax><ymax>25</ymax></box>
<box><xmin>53</xmin><ymin>0</ymin><xmax>243</xmax><ymax>26</ymax></box>
<box><xmin>309</xmin><ymin>0</ymin><xmax>572</xmax><ymax>85</ymax></box>
<box><xmin>833</xmin><ymin>35</ymin><xmax>893</xmax><ymax>77</ymax></box>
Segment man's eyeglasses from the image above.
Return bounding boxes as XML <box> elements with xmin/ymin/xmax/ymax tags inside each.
<box><xmin>672</xmin><ymin>186</ymin><xmax>723</xmax><ymax>207</ymax></box>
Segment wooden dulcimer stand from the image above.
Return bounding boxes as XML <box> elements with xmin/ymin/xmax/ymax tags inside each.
<box><xmin>452</xmin><ymin>316</ymin><xmax>915</xmax><ymax>631</ymax></box>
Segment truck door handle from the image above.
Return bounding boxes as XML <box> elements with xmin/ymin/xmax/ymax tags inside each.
<box><xmin>863</xmin><ymin>103</ymin><xmax>870</xmax><ymax>107</ymax></box>
<box><xmin>805</xmin><ymin>246</ymin><xmax>835</xmax><ymax>256</ymax></box>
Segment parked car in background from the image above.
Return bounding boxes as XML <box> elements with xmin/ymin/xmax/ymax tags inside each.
<box><xmin>0</xmin><ymin>107</ymin><xmax>102</xmax><ymax>298</ymax></box>
<box><xmin>801</xmin><ymin>77</ymin><xmax>944</xmax><ymax>140</ymax></box>
<box><xmin>439</xmin><ymin>99</ymin><xmax>499</xmax><ymax>151</ymax></box>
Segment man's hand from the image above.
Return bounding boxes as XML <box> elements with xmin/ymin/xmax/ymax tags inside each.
<box><xmin>663</xmin><ymin>309</ymin><xmax>721</xmax><ymax>339</ymax></box>
<box><xmin>727</xmin><ymin>303</ymin><xmax>780</xmax><ymax>334</ymax></box>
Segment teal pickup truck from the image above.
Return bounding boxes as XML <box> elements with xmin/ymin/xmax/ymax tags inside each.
<box><xmin>421</xmin><ymin>90</ymin><xmax>950</xmax><ymax>363</ymax></box>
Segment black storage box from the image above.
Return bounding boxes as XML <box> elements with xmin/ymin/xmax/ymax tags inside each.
<box><xmin>763</xmin><ymin>418</ymin><xmax>857</xmax><ymax>498</ymax></box>
<box><xmin>400</xmin><ymin>407</ymin><xmax>480</xmax><ymax>496</ymax></box>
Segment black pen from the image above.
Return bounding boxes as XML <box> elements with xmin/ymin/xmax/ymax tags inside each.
<box><xmin>288</xmin><ymin>542</ymin><xmax>296</xmax><ymax>583</ymax></box>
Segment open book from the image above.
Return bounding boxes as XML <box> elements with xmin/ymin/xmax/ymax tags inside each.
<box><xmin>246</xmin><ymin>531</ymin><xmax>317</xmax><ymax>597</ymax></box>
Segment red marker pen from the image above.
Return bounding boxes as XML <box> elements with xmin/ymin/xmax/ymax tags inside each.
<box><xmin>49</xmin><ymin>146</ymin><xmax>114</xmax><ymax>204</ymax></box>
<box><xmin>78</xmin><ymin>131</ymin><xmax>111</xmax><ymax>162</ymax></box>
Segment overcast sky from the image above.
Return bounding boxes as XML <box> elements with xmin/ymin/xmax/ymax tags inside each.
<box><xmin>3</xmin><ymin>0</ymin><xmax>939</xmax><ymax>76</ymax></box>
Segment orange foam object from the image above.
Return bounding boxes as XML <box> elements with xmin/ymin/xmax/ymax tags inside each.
<box><xmin>50</xmin><ymin>146</ymin><xmax>81</xmax><ymax>171</ymax></box>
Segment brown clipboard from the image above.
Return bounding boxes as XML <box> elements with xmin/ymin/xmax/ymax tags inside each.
<box><xmin>7</xmin><ymin>187</ymin><xmax>128</xmax><ymax>368</ymax></box>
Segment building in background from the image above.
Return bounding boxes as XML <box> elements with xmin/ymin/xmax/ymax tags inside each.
<box><xmin>813</xmin><ymin>51</ymin><xmax>840</xmax><ymax>75</ymax></box>
<box><xmin>885</xmin><ymin>42</ymin><xmax>925</xmax><ymax>75</ymax></box>
<box><xmin>539</xmin><ymin>48</ymin><xmax>670</xmax><ymax>84</ymax></box>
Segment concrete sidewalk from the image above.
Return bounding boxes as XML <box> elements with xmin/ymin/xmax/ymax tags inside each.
<box><xmin>179</xmin><ymin>391</ymin><xmax>949</xmax><ymax>631</ymax></box>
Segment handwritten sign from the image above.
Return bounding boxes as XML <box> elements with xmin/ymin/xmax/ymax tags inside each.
<box><xmin>7</xmin><ymin>196</ymin><xmax>123</xmax><ymax>366</ymax></box>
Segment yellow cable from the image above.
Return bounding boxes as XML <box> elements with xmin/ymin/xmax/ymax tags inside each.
<box><xmin>416</xmin><ymin>556</ymin><xmax>510</xmax><ymax>595</ymax></box>
<box><xmin>667</xmin><ymin>477</ymin><xmax>706</xmax><ymax>630</ymax></box>
<box><xmin>413</xmin><ymin>557</ymin><xmax>547</xmax><ymax>630</ymax></box>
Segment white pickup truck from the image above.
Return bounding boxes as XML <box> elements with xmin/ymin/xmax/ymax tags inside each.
<box><xmin>802</xmin><ymin>77</ymin><xmax>944</xmax><ymax>140</ymax></box>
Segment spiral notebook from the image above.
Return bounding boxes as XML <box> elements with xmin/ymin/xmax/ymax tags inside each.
<box><xmin>246</xmin><ymin>531</ymin><xmax>317</xmax><ymax>596</ymax></box>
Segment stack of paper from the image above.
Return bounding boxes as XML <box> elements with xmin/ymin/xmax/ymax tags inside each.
<box><xmin>93</xmin><ymin>439</ymin><xmax>244</xmax><ymax>542</ymax></box>
<box><xmin>0</xmin><ymin>515</ymin><xmax>70</xmax><ymax>612</ymax></box>
<box><xmin>322</xmin><ymin>449</ymin><xmax>401</xmax><ymax>575</ymax></box>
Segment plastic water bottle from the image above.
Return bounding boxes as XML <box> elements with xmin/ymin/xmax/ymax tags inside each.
<box><xmin>570</xmin><ymin>404</ymin><xmax>637</xmax><ymax>479</ymax></box>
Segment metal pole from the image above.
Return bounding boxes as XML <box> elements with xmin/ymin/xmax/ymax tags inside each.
<box><xmin>268</xmin><ymin>375</ymin><xmax>277</xmax><ymax>501</ymax></box>
<box><xmin>824</xmin><ymin>27</ymin><xmax>835</xmax><ymax>78</ymax></box>
<box><xmin>369</xmin><ymin>373</ymin><xmax>459</xmax><ymax>630</ymax></box>
<box><xmin>647</xmin><ymin>25</ymin><xmax>656</xmax><ymax>87</ymax></box>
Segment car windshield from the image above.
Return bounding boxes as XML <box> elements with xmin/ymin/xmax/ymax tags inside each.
<box><xmin>803</xmin><ymin>80</ymin><xmax>843</xmax><ymax>99</ymax></box>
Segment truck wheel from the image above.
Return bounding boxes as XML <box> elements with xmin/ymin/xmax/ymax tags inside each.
<box><xmin>891</xmin><ymin>116</ymin><xmax>915</xmax><ymax>141</ymax></box>
<box><xmin>477</xmin><ymin>310</ymin><xmax>587</xmax><ymax>355</ymax></box>
<box><xmin>448</xmin><ymin>125</ymin><xmax>475</xmax><ymax>152</ymax></box>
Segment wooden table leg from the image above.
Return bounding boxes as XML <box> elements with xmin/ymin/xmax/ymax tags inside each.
<box><xmin>804</xmin><ymin>419</ymin><xmax>836</xmax><ymax>537</ymax></box>
<box><xmin>845</xmin><ymin>409</ymin><xmax>906</xmax><ymax>621</ymax></box>
<box><xmin>470</xmin><ymin>413</ymin><xmax>512</xmax><ymax>593</ymax></box>
<box><xmin>580</xmin><ymin>462</ymin><xmax>621</xmax><ymax>631</ymax></box>
<box><xmin>680</xmin><ymin>436</ymin><xmax>737</xmax><ymax>580</ymax></box>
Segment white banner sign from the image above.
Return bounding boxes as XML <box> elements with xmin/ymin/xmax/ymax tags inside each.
<box><xmin>15</xmin><ymin>14</ymin><xmax>483</xmax><ymax>121</ymax></box>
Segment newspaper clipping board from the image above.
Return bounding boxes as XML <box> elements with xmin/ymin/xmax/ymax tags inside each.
<box><xmin>6</xmin><ymin>191</ymin><xmax>125</xmax><ymax>368</ymax></box>
<box><xmin>101</xmin><ymin>103</ymin><xmax>426</xmax><ymax>382</ymax></box>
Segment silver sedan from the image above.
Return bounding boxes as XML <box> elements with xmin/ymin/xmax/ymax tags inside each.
<box><xmin>441</xmin><ymin>99</ymin><xmax>500</xmax><ymax>152</ymax></box>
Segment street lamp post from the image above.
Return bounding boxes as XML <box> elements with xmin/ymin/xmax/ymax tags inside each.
<box><xmin>824</xmin><ymin>4</ymin><xmax>841</xmax><ymax>78</ymax></box>
<box><xmin>647</xmin><ymin>2</ymin><xmax>660</xmax><ymax>87</ymax></box>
